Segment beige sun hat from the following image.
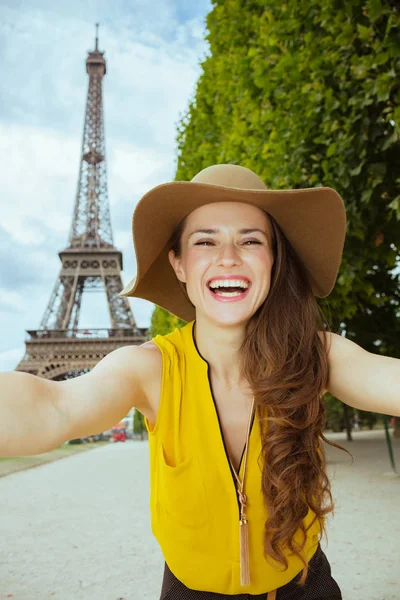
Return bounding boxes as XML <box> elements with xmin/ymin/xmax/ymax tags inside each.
<box><xmin>119</xmin><ymin>164</ymin><xmax>347</xmax><ymax>322</ymax></box>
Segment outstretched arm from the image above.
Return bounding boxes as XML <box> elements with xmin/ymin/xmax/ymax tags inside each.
<box><xmin>0</xmin><ymin>343</ymin><xmax>155</xmax><ymax>457</ymax></box>
<box><xmin>322</xmin><ymin>332</ymin><xmax>400</xmax><ymax>417</ymax></box>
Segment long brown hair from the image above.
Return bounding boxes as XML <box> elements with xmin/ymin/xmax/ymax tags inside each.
<box><xmin>169</xmin><ymin>208</ymin><xmax>352</xmax><ymax>586</ymax></box>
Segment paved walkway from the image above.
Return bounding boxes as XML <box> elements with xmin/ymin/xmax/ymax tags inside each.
<box><xmin>0</xmin><ymin>430</ymin><xmax>399</xmax><ymax>600</ymax></box>
<box><xmin>320</xmin><ymin>429</ymin><xmax>400</xmax><ymax>600</ymax></box>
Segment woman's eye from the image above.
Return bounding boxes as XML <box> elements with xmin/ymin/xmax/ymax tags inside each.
<box><xmin>194</xmin><ymin>240</ymin><xmax>262</xmax><ymax>246</ymax></box>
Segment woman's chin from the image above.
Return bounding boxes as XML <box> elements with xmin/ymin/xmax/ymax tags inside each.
<box><xmin>197</xmin><ymin>305</ymin><xmax>255</xmax><ymax>328</ymax></box>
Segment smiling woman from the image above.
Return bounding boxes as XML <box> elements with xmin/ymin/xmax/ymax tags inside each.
<box><xmin>163</xmin><ymin>196</ymin><xmax>348</xmax><ymax>593</ymax></box>
<box><xmin>115</xmin><ymin>163</ymin><xmax>350</xmax><ymax>599</ymax></box>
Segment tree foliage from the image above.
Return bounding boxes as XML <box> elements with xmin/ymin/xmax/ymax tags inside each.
<box><xmin>152</xmin><ymin>0</ymin><xmax>400</xmax><ymax>424</ymax></box>
<box><xmin>150</xmin><ymin>306</ymin><xmax>187</xmax><ymax>337</ymax></box>
<box><xmin>176</xmin><ymin>0</ymin><xmax>398</xmax><ymax>327</ymax></box>
<box><xmin>133</xmin><ymin>408</ymin><xmax>146</xmax><ymax>435</ymax></box>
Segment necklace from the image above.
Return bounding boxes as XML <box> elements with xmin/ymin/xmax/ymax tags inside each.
<box><xmin>227</xmin><ymin>395</ymin><xmax>255</xmax><ymax>586</ymax></box>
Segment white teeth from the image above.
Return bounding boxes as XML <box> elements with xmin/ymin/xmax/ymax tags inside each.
<box><xmin>209</xmin><ymin>279</ymin><xmax>249</xmax><ymax>289</ymax></box>
<box><xmin>215</xmin><ymin>291</ymin><xmax>243</xmax><ymax>297</ymax></box>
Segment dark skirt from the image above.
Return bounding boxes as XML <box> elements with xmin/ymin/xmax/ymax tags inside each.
<box><xmin>159</xmin><ymin>544</ymin><xmax>342</xmax><ymax>600</ymax></box>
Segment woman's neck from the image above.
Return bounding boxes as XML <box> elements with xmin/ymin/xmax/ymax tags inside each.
<box><xmin>193</xmin><ymin>315</ymin><xmax>248</xmax><ymax>389</ymax></box>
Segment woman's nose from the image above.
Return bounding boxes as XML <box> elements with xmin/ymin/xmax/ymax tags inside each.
<box><xmin>216</xmin><ymin>242</ymin><xmax>242</xmax><ymax>266</ymax></box>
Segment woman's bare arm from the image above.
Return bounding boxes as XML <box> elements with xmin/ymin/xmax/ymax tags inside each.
<box><xmin>0</xmin><ymin>343</ymin><xmax>157</xmax><ymax>457</ymax></box>
<box><xmin>323</xmin><ymin>332</ymin><xmax>400</xmax><ymax>416</ymax></box>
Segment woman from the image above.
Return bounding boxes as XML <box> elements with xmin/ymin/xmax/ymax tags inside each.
<box><xmin>2</xmin><ymin>163</ymin><xmax>397</xmax><ymax>598</ymax></box>
<box><xmin>118</xmin><ymin>162</ymin><xmax>351</xmax><ymax>599</ymax></box>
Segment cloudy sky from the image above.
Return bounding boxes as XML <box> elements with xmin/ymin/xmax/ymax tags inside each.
<box><xmin>0</xmin><ymin>0</ymin><xmax>212</xmax><ymax>371</ymax></box>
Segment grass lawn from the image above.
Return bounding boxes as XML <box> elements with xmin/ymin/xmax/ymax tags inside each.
<box><xmin>0</xmin><ymin>441</ymin><xmax>110</xmax><ymax>478</ymax></box>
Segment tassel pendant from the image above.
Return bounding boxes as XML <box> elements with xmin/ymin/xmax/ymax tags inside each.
<box><xmin>229</xmin><ymin>398</ymin><xmax>254</xmax><ymax>589</ymax></box>
<box><xmin>239</xmin><ymin>518</ymin><xmax>250</xmax><ymax>585</ymax></box>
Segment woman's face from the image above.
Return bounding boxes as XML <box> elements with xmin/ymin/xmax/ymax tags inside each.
<box><xmin>168</xmin><ymin>201</ymin><xmax>274</xmax><ymax>327</ymax></box>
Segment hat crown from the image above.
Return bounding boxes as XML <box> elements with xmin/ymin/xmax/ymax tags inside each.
<box><xmin>191</xmin><ymin>164</ymin><xmax>268</xmax><ymax>191</ymax></box>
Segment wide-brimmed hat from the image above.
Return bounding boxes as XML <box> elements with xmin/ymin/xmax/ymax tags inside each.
<box><xmin>119</xmin><ymin>164</ymin><xmax>346</xmax><ymax>322</ymax></box>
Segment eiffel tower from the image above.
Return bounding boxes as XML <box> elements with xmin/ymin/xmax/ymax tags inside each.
<box><xmin>15</xmin><ymin>26</ymin><xmax>148</xmax><ymax>381</ymax></box>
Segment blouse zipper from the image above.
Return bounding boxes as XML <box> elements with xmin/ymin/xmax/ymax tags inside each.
<box><xmin>205</xmin><ymin>365</ymin><xmax>255</xmax><ymax>517</ymax></box>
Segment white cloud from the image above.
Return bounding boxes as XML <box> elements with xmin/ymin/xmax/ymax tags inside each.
<box><xmin>0</xmin><ymin>347</ymin><xmax>25</xmax><ymax>372</ymax></box>
<box><xmin>1</xmin><ymin>123</ymin><xmax>80</xmax><ymax>242</ymax></box>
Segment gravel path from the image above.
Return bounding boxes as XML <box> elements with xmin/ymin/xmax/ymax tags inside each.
<box><xmin>0</xmin><ymin>430</ymin><xmax>399</xmax><ymax>600</ymax></box>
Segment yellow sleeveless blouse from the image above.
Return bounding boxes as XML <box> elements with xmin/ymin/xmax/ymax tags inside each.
<box><xmin>144</xmin><ymin>320</ymin><xmax>321</xmax><ymax>594</ymax></box>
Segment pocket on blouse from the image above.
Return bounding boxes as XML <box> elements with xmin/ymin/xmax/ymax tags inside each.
<box><xmin>156</xmin><ymin>443</ymin><xmax>209</xmax><ymax>529</ymax></box>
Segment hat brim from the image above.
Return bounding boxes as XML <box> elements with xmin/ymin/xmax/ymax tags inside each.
<box><xmin>119</xmin><ymin>181</ymin><xmax>346</xmax><ymax>322</ymax></box>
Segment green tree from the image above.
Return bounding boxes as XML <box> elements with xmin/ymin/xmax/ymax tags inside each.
<box><xmin>133</xmin><ymin>409</ymin><xmax>146</xmax><ymax>438</ymax></box>
<box><xmin>173</xmin><ymin>0</ymin><xmax>400</xmax><ymax>433</ymax></box>
<box><xmin>150</xmin><ymin>306</ymin><xmax>187</xmax><ymax>337</ymax></box>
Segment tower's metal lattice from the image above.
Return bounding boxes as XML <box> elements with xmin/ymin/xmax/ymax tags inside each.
<box><xmin>16</xmin><ymin>27</ymin><xmax>147</xmax><ymax>381</ymax></box>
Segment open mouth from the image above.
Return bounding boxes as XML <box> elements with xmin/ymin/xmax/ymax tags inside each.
<box><xmin>207</xmin><ymin>279</ymin><xmax>250</xmax><ymax>298</ymax></box>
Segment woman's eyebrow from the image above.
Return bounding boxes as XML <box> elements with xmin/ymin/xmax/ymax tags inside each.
<box><xmin>188</xmin><ymin>228</ymin><xmax>268</xmax><ymax>239</ymax></box>
<box><xmin>239</xmin><ymin>228</ymin><xmax>268</xmax><ymax>236</ymax></box>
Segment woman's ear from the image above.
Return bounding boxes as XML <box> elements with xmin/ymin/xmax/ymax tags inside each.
<box><xmin>168</xmin><ymin>249</ymin><xmax>187</xmax><ymax>283</ymax></box>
